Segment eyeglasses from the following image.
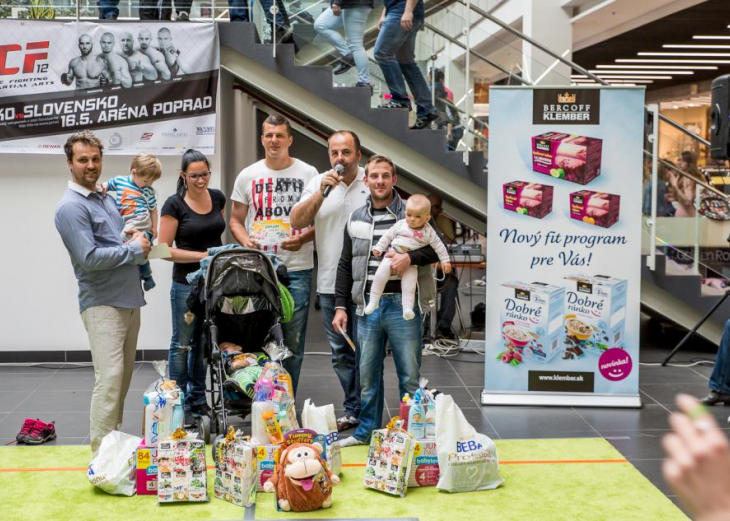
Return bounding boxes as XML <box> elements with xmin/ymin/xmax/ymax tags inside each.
<box><xmin>186</xmin><ymin>171</ymin><xmax>211</xmax><ymax>181</ymax></box>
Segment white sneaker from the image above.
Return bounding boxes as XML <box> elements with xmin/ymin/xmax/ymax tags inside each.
<box><xmin>403</xmin><ymin>309</ymin><xmax>415</xmax><ymax>320</ymax></box>
<box><xmin>364</xmin><ymin>301</ymin><xmax>379</xmax><ymax>315</ymax></box>
<box><xmin>340</xmin><ymin>435</ymin><xmax>366</xmax><ymax>447</ymax></box>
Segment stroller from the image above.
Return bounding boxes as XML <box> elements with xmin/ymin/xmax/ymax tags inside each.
<box><xmin>190</xmin><ymin>248</ymin><xmax>288</xmax><ymax>443</ymax></box>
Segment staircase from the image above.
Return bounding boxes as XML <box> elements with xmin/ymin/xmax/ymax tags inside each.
<box><xmin>218</xmin><ymin>22</ymin><xmax>486</xmax><ymax>232</ymax></box>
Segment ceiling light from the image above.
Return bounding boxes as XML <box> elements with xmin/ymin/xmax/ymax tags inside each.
<box><xmin>588</xmin><ymin>70</ymin><xmax>693</xmax><ymax>74</ymax></box>
<box><xmin>617</xmin><ymin>59</ymin><xmax>730</xmax><ymax>63</ymax></box>
<box><xmin>596</xmin><ymin>64</ymin><xmax>718</xmax><ymax>69</ymax></box>
<box><xmin>572</xmin><ymin>78</ymin><xmax>653</xmax><ymax>84</ymax></box>
<box><xmin>637</xmin><ymin>52</ymin><xmax>730</xmax><ymax>57</ymax></box>
<box><xmin>664</xmin><ymin>44</ymin><xmax>730</xmax><ymax>49</ymax></box>
<box><xmin>573</xmin><ymin>75</ymin><xmax>671</xmax><ymax>79</ymax></box>
<box><xmin>693</xmin><ymin>35</ymin><xmax>730</xmax><ymax>40</ymax></box>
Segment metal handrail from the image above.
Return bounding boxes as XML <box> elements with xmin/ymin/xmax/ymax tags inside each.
<box><xmin>643</xmin><ymin>149</ymin><xmax>729</xmax><ymax>201</ymax></box>
<box><xmin>456</xmin><ymin>0</ymin><xmax>606</xmax><ymax>86</ymax></box>
<box><xmin>658</xmin><ymin>114</ymin><xmax>711</xmax><ymax>148</ymax></box>
<box><xmin>459</xmin><ymin>0</ymin><xmax>714</xmax><ymax>151</ymax></box>
<box><xmin>424</xmin><ymin>22</ymin><xmax>529</xmax><ymax>86</ymax></box>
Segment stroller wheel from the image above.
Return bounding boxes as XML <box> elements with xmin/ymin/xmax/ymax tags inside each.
<box><xmin>197</xmin><ymin>415</ymin><xmax>211</xmax><ymax>445</ymax></box>
<box><xmin>214</xmin><ymin>415</ymin><xmax>224</xmax><ymax>436</ymax></box>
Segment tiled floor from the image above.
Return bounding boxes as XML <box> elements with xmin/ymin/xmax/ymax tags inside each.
<box><xmin>0</xmin><ymin>308</ymin><xmax>721</xmax><ymax>516</ymax></box>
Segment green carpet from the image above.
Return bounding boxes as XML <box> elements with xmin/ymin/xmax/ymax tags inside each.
<box><xmin>0</xmin><ymin>438</ymin><xmax>687</xmax><ymax>521</ymax></box>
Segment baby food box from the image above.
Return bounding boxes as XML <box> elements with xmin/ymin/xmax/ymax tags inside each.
<box><xmin>407</xmin><ymin>440</ymin><xmax>439</xmax><ymax>488</ymax></box>
<box><xmin>562</xmin><ymin>275</ymin><xmax>628</xmax><ymax>357</ymax></box>
<box><xmin>136</xmin><ymin>442</ymin><xmax>158</xmax><ymax>495</ymax></box>
<box><xmin>253</xmin><ymin>443</ymin><xmax>282</xmax><ymax>492</ymax></box>
<box><xmin>499</xmin><ymin>281</ymin><xmax>565</xmax><ymax>363</ymax></box>
<box><xmin>503</xmin><ymin>181</ymin><xmax>554</xmax><ymax>219</ymax></box>
<box><xmin>532</xmin><ymin>132</ymin><xmax>603</xmax><ymax>185</ymax></box>
<box><xmin>569</xmin><ymin>190</ymin><xmax>620</xmax><ymax>229</ymax></box>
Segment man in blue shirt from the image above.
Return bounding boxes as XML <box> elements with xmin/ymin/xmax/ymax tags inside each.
<box><xmin>55</xmin><ymin>130</ymin><xmax>151</xmax><ymax>456</ymax></box>
<box><xmin>374</xmin><ymin>0</ymin><xmax>439</xmax><ymax>130</ymax></box>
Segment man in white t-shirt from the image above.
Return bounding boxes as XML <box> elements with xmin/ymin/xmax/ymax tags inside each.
<box><xmin>230</xmin><ymin>114</ymin><xmax>318</xmax><ymax>395</ymax></box>
<box><xmin>291</xmin><ymin>131</ymin><xmax>368</xmax><ymax>432</ymax></box>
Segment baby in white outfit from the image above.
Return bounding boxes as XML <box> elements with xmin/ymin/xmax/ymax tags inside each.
<box><xmin>365</xmin><ymin>194</ymin><xmax>452</xmax><ymax>320</ymax></box>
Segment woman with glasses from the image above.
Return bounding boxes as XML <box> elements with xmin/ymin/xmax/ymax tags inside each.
<box><xmin>159</xmin><ymin>149</ymin><xmax>226</xmax><ymax>425</ymax></box>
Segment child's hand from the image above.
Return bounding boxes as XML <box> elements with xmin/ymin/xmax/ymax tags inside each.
<box><xmin>151</xmin><ymin>228</ymin><xmax>158</xmax><ymax>240</ymax></box>
<box><xmin>442</xmin><ymin>262</ymin><xmax>452</xmax><ymax>274</ymax></box>
<box><xmin>372</xmin><ymin>249</ymin><xmax>382</xmax><ymax>258</ymax></box>
<box><xmin>97</xmin><ymin>183</ymin><xmax>108</xmax><ymax>197</ymax></box>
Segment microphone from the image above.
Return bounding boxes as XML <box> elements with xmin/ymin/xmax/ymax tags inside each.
<box><xmin>323</xmin><ymin>164</ymin><xmax>344</xmax><ymax>198</ymax></box>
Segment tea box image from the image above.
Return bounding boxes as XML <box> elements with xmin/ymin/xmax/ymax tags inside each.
<box><xmin>503</xmin><ymin>181</ymin><xmax>554</xmax><ymax>219</ymax></box>
<box><xmin>531</xmin><ymin>132</ymin><xmax>603</xmax><ymax>185</ymax></box>
<box><xmin>569</xmin><ymin>190</ymin><xmax>620</xmax><ymax>228</ymax></box>
<box><xmin>499</xmin><ymin>281</ymin><xmax>565</xmax><ymax>363</ymax></box>
<box><xmin>562</xmin><ymin>275</ymin><xmax>627</xmax><ymax>358</ymax></box>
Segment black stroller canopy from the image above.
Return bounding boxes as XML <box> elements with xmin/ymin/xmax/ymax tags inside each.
<box><xmin>205</xmin><ymin>249</ymin><xmax>283</xmax><ymax>319</ymax></box>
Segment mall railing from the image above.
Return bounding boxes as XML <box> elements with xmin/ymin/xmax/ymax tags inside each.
<box><xmin>6</xmin><ymin>1</ymin><xmax>726</xmax><ymax>257</ymax></box>
<box><xmin>643</xmin><ymin>104</ymin><xmax>730</xmax><ymax>289</ymax></box>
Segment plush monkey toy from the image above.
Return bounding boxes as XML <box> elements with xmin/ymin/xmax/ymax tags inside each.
<box><xmin>263</xmin><ymin>442</ymin><xmax>340</xmax><ymax>512</ymax></box>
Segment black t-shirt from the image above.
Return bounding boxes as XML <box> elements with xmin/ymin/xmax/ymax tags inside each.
<box><xmin>161</xmin><ymin>189</ymin><xmax>226</xmax><ymax>284</ymax></box>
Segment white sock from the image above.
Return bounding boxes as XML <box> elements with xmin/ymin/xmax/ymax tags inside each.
<box><xmin>339</xmin><ymin>435</ymin><xmax>365</xmax><ymax>447</ymax></box>
<box><xmin>403</xmin><ymin>308</ymin><xmax>415</xmax><ymax>320</ymax></box>
<box><xmin>364</xmin><ymin>298</ymin><xmax>380</xmax><ymax>315</ymax></box>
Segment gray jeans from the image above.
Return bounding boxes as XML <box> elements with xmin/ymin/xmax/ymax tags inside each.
<box><xmin>81</xmin><ymin>306</ymin><xmax>140</xmax><ymax>455</ymax></box>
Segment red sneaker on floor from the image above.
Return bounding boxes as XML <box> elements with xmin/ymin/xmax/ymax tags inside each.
<box><xmin>15</xmin><ymin>418</ymin><xmax>38</xmax><ymax>444</ymax></box>
<box><xmin>24</xmin><ymin>420</ymin><xmax>56</xmax><ymax>445</ymax></box>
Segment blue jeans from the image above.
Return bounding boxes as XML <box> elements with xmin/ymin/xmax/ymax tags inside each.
<box><xmin>168</xmin><ymin>281</ymin><xmax>207</xmax><ymax>411</ymax></box>
<box><xmin>314</xmin><ymin>6</ymin><xmax>372</xmax><ymax>84</ymax></box>
<box><xmin>98</xmin><ymin>0</ymin><xmax>119</xmax><ymax>18</ymax></box>
<box><xmin>282</xmin><ymin>268</ymin><xmax>312</xmax><ymax>397</ymax></box>
<box><xmin>710</xmin><ymin>319</ymin><xmax>730</xmax><ymax>394</ymax></box>
<box><xmin>373</xmin><ymin>12</ymin><xmax>435</xmax><ymax>117</ymax></box>
<box><xmin>319</xmin><ymin>294</ymin><xmax>361</xmax><ymax>416</ymax></box>
<box><xmin>228</xmin><ymin>0</ymin><xmax>287</xmax><ymax>26</ymax></box>
<box><xmin>354</xmin><ymin>294</ymin><xmax>422</xmax><ymax>442</ymax></box>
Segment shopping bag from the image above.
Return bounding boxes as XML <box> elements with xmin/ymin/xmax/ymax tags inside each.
<box><xmin>301</xmin><ymin>399</ymin><xmax>342</xmax><ymax>475</ymax></box>
<box><xmin>435</xmin><ymin>394</ymin><xmax>503</xmax><ymax>493</ymax></box>
<box><xmin>88</xmin><ymin>430</ymin><xmax>143</xmax><ymax>496</ymax></box>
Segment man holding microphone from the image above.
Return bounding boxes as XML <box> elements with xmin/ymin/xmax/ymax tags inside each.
<box><xmin>290</xmin><ymin>130</ymin><xmax>368</xmax><ymax>432</ymax></box>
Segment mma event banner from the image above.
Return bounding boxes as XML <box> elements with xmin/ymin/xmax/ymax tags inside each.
<box><xmin>483</xmin><ymin>86</ymin><xmax>645</xmax><ymax>407</ymax></box>
<box><xmin>0</xmin><ymin>20</ymin><xmax>218</xmax><ymax>154</ymax></box>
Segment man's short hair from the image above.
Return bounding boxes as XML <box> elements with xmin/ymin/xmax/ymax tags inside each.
<box><xmin>262</xmin><ymin>114</ymin><xmax>292</xmax><ymax>136</ymax></box>
<box><xmin>64</xmin><ymin>130</ymin><xmax>104</xmax><ymax>161</ymax></box>
<box><xmin>365</xmin><ymin>154</ymin><xmax>396</xmax><ymax>177</ymax></box>
<box><xmin>329</xmin><ymin>130</ymin><xmax>361</xmax><ymax>154</ymax></box>
<box><xmin>131</xmin><ymin>153</ymin><xmax>162</xmax><ymax>181</ymax></box>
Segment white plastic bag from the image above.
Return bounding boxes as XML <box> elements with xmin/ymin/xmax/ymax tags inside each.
<box><xmin>435</xmin><ymin>394</ymin><xmax>503</xmax><ymax>493</ymax></box>
<box><xmin>87</xmin><ymin>431</ymin><xmax>143</xmax><ymax>496</ymax></box>
<box><xmin>301</xmin><ymin>398</ymin><xmax>342</xmax><ymax>475</ymax></box>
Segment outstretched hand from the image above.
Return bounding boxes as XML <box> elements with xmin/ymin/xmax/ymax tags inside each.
<box><xmin>662</xmin><ymin>394</ymin><xmax>730</xmax><ymax>520</ymax></box>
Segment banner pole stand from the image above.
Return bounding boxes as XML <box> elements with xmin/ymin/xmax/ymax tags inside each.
<box><xmin>662</xmin><ymin>289</ymin><xmax>730</xmax><ymax>366</ymax></box>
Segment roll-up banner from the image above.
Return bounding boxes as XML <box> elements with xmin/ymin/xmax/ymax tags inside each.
<box><xmin>0</xmin><ymin>20</ymin><xmax>218</xmax><ymax>154</ymax></box>
<box><xmin>484</xmin><ymin>87</ymin><xmax>645</xmax><ymax>407</ymax></box>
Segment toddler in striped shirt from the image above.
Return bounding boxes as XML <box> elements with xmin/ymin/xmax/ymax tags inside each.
<box><xmin>103</xmin><ymin>153</ymin><xmax>162</xmax><ymax>291</ymax></box>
